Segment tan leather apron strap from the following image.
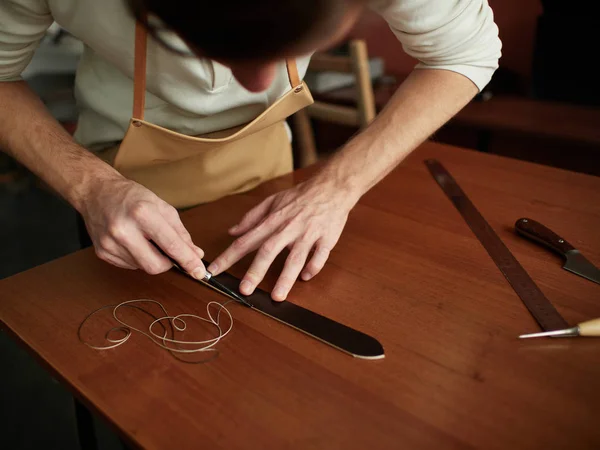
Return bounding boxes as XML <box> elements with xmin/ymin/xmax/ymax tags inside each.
<box><xmin>285</xmin><ymin>59</ymin><xmax>301</xmax><ymax>89</ymax></box>
<box><xmin>133</xmin><ymin>20</ymin><xmax>148</xmax><ymax>120</ymax></box>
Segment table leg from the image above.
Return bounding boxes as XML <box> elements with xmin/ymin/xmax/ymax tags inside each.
<box><xmin>74</xmin><ymin>398</ymin><xmax>98</xmax><ymax>450</ymax></box>
<box><xmin>476</xmin><ymin>130</ymin><xmax>492</xmax><ymax>153</ymax></box>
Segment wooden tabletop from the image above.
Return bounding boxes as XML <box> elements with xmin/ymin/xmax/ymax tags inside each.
<box><xmin>1</xmin><ymin>142</ymin><xmax>599</xmax><ymax>449</ymax></box>
<box><xmin>451</xmin><ymin>96</ymin><xmax>600</xmax><ymax>146</ymax></box>
<box><xmin>316</xmin><ymin>82</ymin><xmax>600</xmax><ymax>146</ymax></box>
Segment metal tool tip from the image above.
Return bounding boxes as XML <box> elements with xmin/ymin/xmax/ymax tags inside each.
<box><xmin>518</xmin><ymin>327</ymin><xmax>578</xmax><ymax>339</ymax></box>
<box><xmin>518</xmin><ymin>334</ymin><xmax>537</xmax><ymax>339</ymax></box>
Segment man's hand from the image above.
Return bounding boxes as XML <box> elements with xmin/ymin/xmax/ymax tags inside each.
<box><xmin>0</xmin><ymin>82</ymin><xmax>206</xmax><ymax>278</ymax></box>
<box><xmin>207</xmin><ymin>176</ymin><xmax>358</xmax><ymax>301</ymax></box>
<box><xmin>80</xmin><ymin>176</ymin><xmax>206</xmax><ymax>278</ymax></box>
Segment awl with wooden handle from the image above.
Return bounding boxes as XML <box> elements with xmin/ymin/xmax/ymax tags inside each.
<box><xmin>519</xmin><ymin>317</ymin><xmax>600</xmax><ymax>339</ymax></box>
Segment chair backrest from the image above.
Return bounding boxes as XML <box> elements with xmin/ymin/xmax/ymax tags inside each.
<box><xmin>291</xmin><ymin>39</ymin><xmax>377</xmax><ymax>168</ymax></box>
<box><xmin>307</xmin><ymin>40</ymin><xmax>376</xmax><ymax>127</ymax></box>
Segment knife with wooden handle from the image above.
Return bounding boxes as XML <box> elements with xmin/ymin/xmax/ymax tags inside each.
<box><xmin>515</xmin><ymin>218</ymin><xmax>600</xmax><ymax>285</ymax></box>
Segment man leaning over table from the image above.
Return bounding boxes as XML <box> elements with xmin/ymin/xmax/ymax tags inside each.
<box><xmin>0</xmin><ymin>0</ymin><xmax>501</xmax><ymax>300</ymax></box>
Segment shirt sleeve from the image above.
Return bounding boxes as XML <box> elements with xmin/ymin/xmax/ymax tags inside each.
<box><xmin>0</xmin><ymin>0</ymin><xmax>53</xmax><ymax>82</ymax></box>
<box><xmin>370</xmin><ymin>0</ymin><xmax>502</xmax><ymax>91</ymax></box>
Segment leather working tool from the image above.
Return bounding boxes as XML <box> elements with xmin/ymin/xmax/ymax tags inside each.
<box><xmin>519</xmin><ymin>317</ymin><xmax>600</xmax><ymax>339</ymax></box>
<box><xmin>425</xmin><ymin>159</ymin><xmax>569</xmax><ymax>332</ymax></box>
<box><xmin>152</xmin><ymin>242</ymin><xmax>384</xmax><ymax>358</ymax></box>
<box><xmin>515</xmin><ymin>218</ymin><xmax>600</xmax><ymax>285</ymax></box>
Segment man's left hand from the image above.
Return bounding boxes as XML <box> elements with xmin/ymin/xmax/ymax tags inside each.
<box><xmin>207</xmin><ymin>175</ymin><xmax>358</xmax><ymax>301</ymax></box>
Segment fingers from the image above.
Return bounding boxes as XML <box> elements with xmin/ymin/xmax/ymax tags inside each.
<box><xmin>126</xmin><ymin>201</ymin><xmax>205</xmax><ymax>278</ymax></box>
<box><xmin>238</xmin><ymin>234</ymin><xmax>291</xmax><ymax>296</ymax></box>
<box><xmin>84</xmin><ymin>179</ymin><xmax>207</xmax><ymax>277</ymax></box>
<box><xmin>145</xmin><ymin>226</ymin><xmax>206</xmax><ymax>279</ymax></box>
<box><xmin>228</xmin><ymin>196</ymin><xmax>275</xmax><ymax>236</ymax></box>
<box><xmin>100</xmin><ymin>222</ymin><xmax>172</xmax><ymax>275</ymax></box>
<box><xmin>271</xmin><ymin>241</ymin><xmax>312</xmax><ymax>301</ymax></box>
<box><xmin>95</xmin><ymin>235</ymin><xmax>139</xmax><ymax>270</ymax></box>
<box><xmin>206</xmin><ymin>183</ymin><xmax>347</xmax><ymax>301</ymax></box>
<box><xmin>124</xmin><ymin>232</ymin><xmax>175</xmax><ymax>275</ymax></box>
<box><xmin>102</xmin><ymin>207</ymin><xmax>205</xmax><ymax>277</ymax></box>
<box><xmin>301</xmin><ymin>242</ymin><xmax>332</xmax><ymax>281</ymax></box>
<box><xmin>208</xmin><ymin>209</ymin><xmax>286</xmax><ymax>276</ymax></box>
<box><xmin>211</xmin><ymin>217</ymin><xmax>340</xmax><ymax>300</ymax></box>
<box><xmin>95</xmin><ymin>248</ymin><xmax>138</xmax><ymax>270</ymax></box>
<box><xmin>162</xmin><ymin>206</ymin><xmax>205</xmax><ymax>260</ymax></box>
<box><xmin>237</xmin><ymin>236</ymin><xmax>332</xmax><ymax>301</ymax></box>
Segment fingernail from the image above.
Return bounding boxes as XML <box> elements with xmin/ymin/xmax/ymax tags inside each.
<box><xmin>240</xmin><ymin>280</ymin><xmax>253</xmax><ymax>295</ymax></box>
<box><xmin>273</xmin><ymin>287</ymin><xmax>286</xmax><ymax>301</ymax></box>
<box><xmin>207</xmin><ymin>263</ymin><xmax>218</xmax><ymax>274</ymax></box>
<box><xmin>228</xmin><ymin>225</ymin><xmax>238</xmax><ymax>233</ymax></box>
<box><xmin>192</xmin><ymin>267</ymin><xmax>206</xmax><ymax>280</ymax></box>
<box><xmin>301</xmin><ymin>271</ymin><xmax>312</xmax><ymax>281</ymax></box>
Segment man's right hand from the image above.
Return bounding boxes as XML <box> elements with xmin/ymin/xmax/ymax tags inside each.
<box><xmin>0</xmin><ymin>82</ymin><xmax>204</xmax><ymax>277</ymax></box>
<box><xmin>80</xmin><ymin>175</ymin><xmax>206</xmax><ymax>279</ymax></box>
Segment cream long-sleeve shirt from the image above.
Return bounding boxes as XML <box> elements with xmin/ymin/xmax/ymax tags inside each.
<box><xmin>0</xmin><ymin>0</ymin><xmax>501</xmax><ymax>150</ymax></box>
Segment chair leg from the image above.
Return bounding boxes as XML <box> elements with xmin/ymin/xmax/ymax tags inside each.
<box><xmin>74</xmin><ymin>398</ymin><xmax>98</xmax><ymax>450</ymax></box>
<box><xmin>350</xmin><ymin>40</ymin><xmax>376</xmax><ymax>128</ymax></box>
<box><xmin>291</xmin><ymin>110</ymin><xmax>319</xmax><ymax>168</ymax></box>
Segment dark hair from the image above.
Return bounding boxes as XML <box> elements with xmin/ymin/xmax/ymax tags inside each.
<box><xmin>128</xmin><ymin>0</ymin><xmax>350</xmax><ymax>61</ymax></box>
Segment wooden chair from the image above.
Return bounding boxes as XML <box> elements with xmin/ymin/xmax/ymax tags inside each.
<box><xmin>292</xmin><ymin>40</ymin><xmax>377</xmax><ymax>168</ymax></box>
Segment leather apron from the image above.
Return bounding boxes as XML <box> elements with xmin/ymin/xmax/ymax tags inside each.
<box><xmin>111</xmin><ymin>22</ymin><xmax>314</xmax><ymax>209</ymax></box>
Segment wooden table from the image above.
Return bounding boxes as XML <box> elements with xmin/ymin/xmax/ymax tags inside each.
<box><xmin>317</xmin><ymin>81</ymin><xmax>600</xmax><ymax>147</ymax></box>
<box><xmin>1</xmin><ymin>142</ymin><xmax>599</xmax><ymax>449</ymax></box>
<box><xmin>450</xmin><ymin>96</ymin><xmax>600</xmax><ymax>147</ymax></box>
<box><xmin>315</xmin><ymin>80</ymin><xmax>600</xmax><ymax>145</ymax></box>
<box><xmin>312</xmin><ymin>84</ymin><xmax>600</xmax><ymax>176</ymax></box>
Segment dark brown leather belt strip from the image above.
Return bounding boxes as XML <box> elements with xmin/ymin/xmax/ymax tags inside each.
<box><xmin>200</xmin><ymin>261</ymin><xmax>385</xmax><ymax>359</ymax></box>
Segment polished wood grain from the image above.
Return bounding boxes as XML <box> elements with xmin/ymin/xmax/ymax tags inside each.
<box><xmin>317</xmin><ymin>82</ymin><xmax>600</xmax><ymax>147</ymax></box>
<box><xmin>452</xmin><ymin>96</ymin><xmax>600</xmax><ymax>146</ymax></box>
<box><xmin>1</xmin><ymin>142</ymin><xmax>600</xmax><ymax>449</ymax></box>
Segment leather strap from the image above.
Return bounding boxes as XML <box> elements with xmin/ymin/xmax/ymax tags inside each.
<box><xmin>199</xmin><ymin>260</ymin><xmax>384</xmax><ymax>359</ymax></box>
<box><xmin>285</xmin><ymin>59</ymin><xmax>301</xmax><ymax>89</ymax></box>
<box><xmin>132</xmin><ymin>22</ymin><xmax>301</xmax><ymax>120</ymax></box>
<box><xmin>133</xmin><ymin>20</ymin><xmax>147</xmax><ymax>120</ymax></box>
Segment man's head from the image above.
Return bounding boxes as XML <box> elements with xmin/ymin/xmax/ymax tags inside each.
<box><xmin>128</xmin><ymin>0</ymin><xmax>365</xmax><ymax>91</ymax></box>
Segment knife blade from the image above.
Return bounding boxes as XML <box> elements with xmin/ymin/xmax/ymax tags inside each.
<box><xmin>150</xmin><ymin>241</ymin><xmax>252</xmax><ymax>307</ymax></box>
<box><xmin>515</xmin><ymin>218</ymin><xmax>600</xmax><ymax>285</ymax></box>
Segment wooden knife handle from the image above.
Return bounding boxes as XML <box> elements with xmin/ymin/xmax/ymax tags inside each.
<box><xmin>578</xmin><ymin>318</ymin><xmax>600</xmax><ymax>337</ymax></box>
<box><xmin>515</xmin><ymin>218</ymin><xmax>575</xmax><ymax>256</ymax></box>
